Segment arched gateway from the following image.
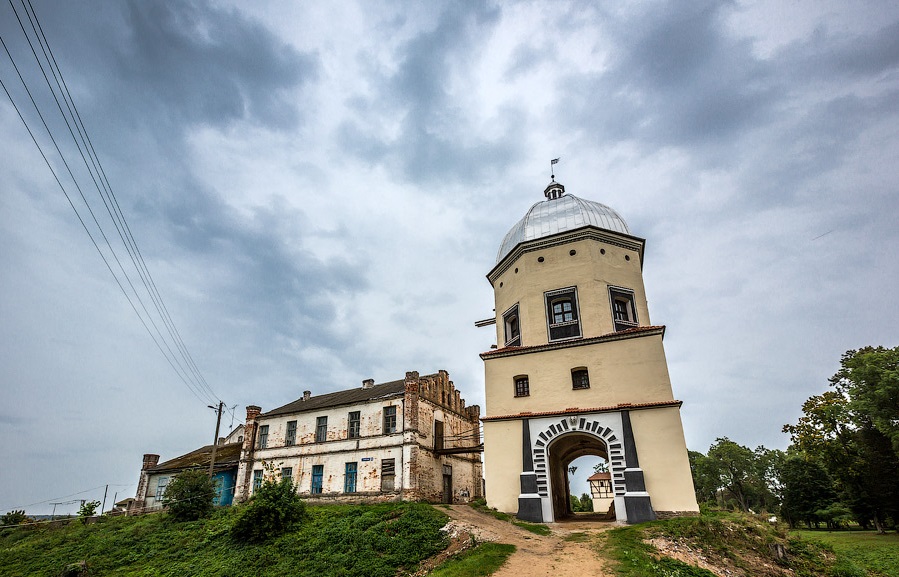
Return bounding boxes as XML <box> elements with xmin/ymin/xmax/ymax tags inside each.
<box><xmin>478</xmin><ymin>178</ymin><xmax>699</xmax><ymax>524</ymax></box>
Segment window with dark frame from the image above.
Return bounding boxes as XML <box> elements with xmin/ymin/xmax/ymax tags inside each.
<box><xmin>311</xmin><ymin>465</ymin><xmax>323</xmax><ymax>494</ymax></box>
<box><xmin>344</xmin><ymin>462</ymin><xmax>357</xmax><ymax>493</ymax></box>
<box><xmin>348</xmin><ymin>411</ymin><xmax>361</xmax><ymax>439</ymax></box>
<box><xmin>609</xmin><ymin>287</ymin><xmax>638</xmax><ymax>331</ymax></box>
<box><xmin>258</xmin><ymin>424</ymin><xmax>269</xmax><ymax>449</ymax></box>
<box><xmin>572</xmin><ymin>368</ymin><xmax>590</xmax><ymax>390</ymax></box>
<box><xmin>514</xmin><ymin>375</ymin><xmax>530</xmax><ymax>397</ymax></box>
<box><xmin>315</xmin><ymin>416</ymin><xmax>327</xmax><ymax>443</ymax></box>
<box><xmin>545</xmin><ymin>287</ymin><xmax>582</xmax><ymax>341</ymax></box>
<box><xmin>383</xmin><ymin>405</ymin><xmax>397</xmax><ymax>434</ymax></box>
<box><xmin>381</xmin><ymin>458</ymin><xmax>396</xmax><ymax>491</ymax></box>
<box><xmin>252</xmin><ymin>470</ymin><xmax>263</xmax><ymax>492</ymax></box>
<box><xmin>281</xmin><ymin>466</ymin><xmax>293</xmax><ymax>484</ymax></box>
<box><xmin>434</xmin><ymin>420</ymin><xmax>444</xmax><ymax>450</ymax></box>
<box><xmin>285</xmin><ymin>420</ymin><xmax>297</xmax><ymax>446</ymax></box>
<box><xmin>503</xmin><ymin>304</ymin><xmax>521</xmax><ymax>346</ymax></box>
<box><xmin>156</xmin><ymin>476</ymin><xmax>169</xmax><ymax>500</ymax></box>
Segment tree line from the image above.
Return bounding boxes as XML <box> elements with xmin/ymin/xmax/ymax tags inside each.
<box><xmin>689</xmin><ymin>346</ymin><xmax>899</xmax><ymax>532</ymax></box>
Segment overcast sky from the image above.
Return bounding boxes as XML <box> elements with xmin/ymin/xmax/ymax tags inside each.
<box><xmin>1</xmin><ymin>0</ymin><xmax>897</xmax><ymax>515</ymax></box>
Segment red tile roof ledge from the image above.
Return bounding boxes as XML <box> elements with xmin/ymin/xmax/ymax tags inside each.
<box><xmin>481</xmin><ymin>399</ymin><xmax>682</xmax><ymax>421</ymax></box>
<box><xmin>480</xmin><ymin>325</ymin><xmax>666</xmax><ymax>359</ymax></box>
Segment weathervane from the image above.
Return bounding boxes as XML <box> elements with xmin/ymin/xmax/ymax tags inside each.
<box><xmin>550</xmin><ymin>157</ymin><xmax>560</xmax><ymax>181</ymax></box>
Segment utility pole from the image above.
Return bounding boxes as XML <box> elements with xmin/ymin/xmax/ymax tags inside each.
<box><xmin>208</xmin><ymin>401</ymin><xmax>224</xmax><ymax>478</ymax></box>
<box><xmin>101</xmin><ymin>484</ymin><xmax>108</xmax><ymax>516</ymax></box>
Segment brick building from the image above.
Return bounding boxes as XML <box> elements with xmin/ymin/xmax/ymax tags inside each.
<box><xmin>234</xmin><ymin>370</ymin><xmax>483</xmax><ymax>504</ymax></box>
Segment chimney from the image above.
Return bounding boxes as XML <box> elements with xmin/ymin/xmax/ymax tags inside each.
<box><xmin>362</xmin><ymin>379</ymin><xmax>375</xmax><ymax>389</ymax></box>
<box><xmin>246</xmin><ymin>405</ymin><xmax>261</xmax><ymax>421</ymax></box>
<box><xmin>142</xmin><ymin>454</ymin><xmax>160</xmax><ymax>470</ymax></box>
<box><xmin>303</xmin><ymin>390</ymin><xmax>311</xmax><ymax>401</ymax></box>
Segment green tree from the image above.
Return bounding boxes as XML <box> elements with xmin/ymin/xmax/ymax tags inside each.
<box><xmin>784</xmin><ymin>346</ymin><xmax>899</xmax><ymax>532</ymax></box>
<box><xmin>832</xmin><ymin>346</ymin><xmax>899</xmax><ymax>454</ymax></box>
<box><xmin>1</xmin><ymin>510</ymin><xmax>29</xmax><ymax>526</ymax></box>
<box><xmin>779</xmin><ymin>455</ymin><xmax>837</xmax><ymax>528</ymax></box>
<box><xmin>231</xmin><ymin>476</ymin><xmax>305</xmax><ymax>543</ymax></box>
<box><xmin>690</xmin><ymin>440</ymin><xmax>783</xmax><ymax>512</ymax></box>
<box><xmin>688</xmin><ymin>450</ymin><xmax>720</xmax><ymax>505</ymax></box>
<box><xmin>162</xmin><ymin>469</ymin><xmax>215</xmax><ymax>522</ymax></box>
<box><xmin>78</xmin><ymin>500</ymin><xmax>100</xmax><ymax>524</ymax></box>
<box><xmin>579</xmin><ymin>493</ymin><xmax>593</xmax><ymax>512</ymax></box>
<box><xmin>707</xmin><ymin>438</ymin><xmax>756</xmax><ymax>511</ymax></box>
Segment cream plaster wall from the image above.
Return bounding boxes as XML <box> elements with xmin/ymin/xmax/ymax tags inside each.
<box><xmin>630</xmin><ymin>407</ymin><xmax>699</xmax><ymax>513</ymax></box>
<box><xmin>483</xmin><ymin>419</ymin><xmax>522</xmax><ymax>513</ymax></box>
<box><xmin>493</xmin><ymin>236</ymin><xmax>650</xmax><ymax>347</ymax></box>
<box><xmin>484</xmin><ymin>335</ymin><xmax>674</xmax><ymax>417</ymax></box>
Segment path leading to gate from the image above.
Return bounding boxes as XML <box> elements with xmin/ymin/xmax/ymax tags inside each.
<box><xmin>442</xmin><ymin>505</ymin><xmax>616</xmax><ymax>577</ymax></box>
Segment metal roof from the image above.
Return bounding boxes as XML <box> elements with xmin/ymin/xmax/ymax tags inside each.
<box><xmin>496</xmin><ymin>191</ymin><xmax>630</xmax><ymax>264</ymax></box>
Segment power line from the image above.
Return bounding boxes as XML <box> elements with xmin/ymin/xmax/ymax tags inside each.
<box><xmin>0</xmin><ymin>0</ymin><xmax>222</xmax><ymax>406</ymax></box>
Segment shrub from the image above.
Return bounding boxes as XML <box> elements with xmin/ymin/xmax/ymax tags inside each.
<box><xmin>162</xmin><ymin>469</ymin><xmax>215</xmax><ymax>522</ymax></box>
<box><xmin>78</xmin><ymin>501</ymin><xmax>100</xmax><ymax>524</ymax></box>
<box><xmin>231</xmin><ymin>478</ymin><xmax>305</xmax><ymax>543</ymax></box>
<box><xmin>1</xmin><ymin>510</ymin><xmax>29</xmax><ymax>526</ymax></box>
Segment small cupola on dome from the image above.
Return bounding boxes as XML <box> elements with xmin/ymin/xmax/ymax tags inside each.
<box><xmin>544</xmin><ymin>180</ymin><xmax>565</xmax><ymax>200</ymax></box>
<box><xmin>495</xmin><ymin>183</ymin><xmax>632</xmax><ymax>264</ymax></box>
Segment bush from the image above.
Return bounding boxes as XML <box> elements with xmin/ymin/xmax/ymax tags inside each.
<box><xmin>78</xmin><ymin>501</ymin><xmax>100</xmax><ymax>524</ymax></box>
<box><xmin>231</xmin><ymin>478</ymin><xmax>305</xmax><ymax>543</ymax></box>
<box><xmin>1</xmin><ymin>510</ymin><xmax>29</xmax><ymax>526</ymax></box>
<box><xmin>162</xmin><ymin>469</ymin><xmax>215</xmax><ymax>522</ymax></box>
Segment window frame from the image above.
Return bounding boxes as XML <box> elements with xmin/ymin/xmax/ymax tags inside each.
<box><xmin>155</xmin><ymin>476</ymin><xmax>169</xmax><ymax>501</ymax></box>
<box><xmin>545</xmin><ymin>287</ymin><xmax>582</xmax><ymax>341</ymax></box>
<box><xmin>571</xmin><ymin>367</ymin><xmax>590</xmax><ymax>390</ymax></box>
<box><xmin>311</xmin><ymin>465</ymin><xmax>324</xmax><ymax>494</ymax></box>
<box><xmin>348</xmin><ymin>411</ymin><xmax>361</xmax><ymax>439</ymax></box>
<box><xmin>514</xmin><ymin>375</ymin><xmax>530</xmax><ymax>398</ymax></box>
<box><xmin>502</xmin><ymin>303</ymin><xmax>521</xmax><ymax>347</ymax></box>
<box><xmin>381</xmin><ymin>458</ymin><xmax>396</xmax><ymax>491</ymax></box>
<box><xmin>252</xmin><ymin>469</ymin><xmax>263</xmax><ymax>492</ymax></box>
<box><xmin>315</xmin><ymin>416</ymin><xmax>328</xmax><ymax>443</ymax></box>
<box><xmin>258</xmin><ymin>424</ymin><xmax>269</xmax><ymax>449</ymax></box>
<box><xmin>608</xmin><ymin>286</ymin><xmax>638</xmax><ymax>332</ymax></box>
<box><xmin>285</xmin><ymin>420</ymin><xmax>297</xmax><ymax>446</ymax></box>
<box><xmin>344</xmin><ymin>462</ymin><xmax>357</xmax><ymax>493</ymax></box>
<box><xmin>281</xmin><ymin>466</ymin><xmax>293</xmax><ymax>484</ymax></box>
<box><xmin>383</xmin><ymin>405</ymin><xmax>397</xmax><ymax>434</ymax></box>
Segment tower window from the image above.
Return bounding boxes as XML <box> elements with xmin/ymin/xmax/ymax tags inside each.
<box><xmin>572</xmin><ymin>368</ymin><xmax>590</xmax><ymax>390</ymax></box>
<box><xmin>609</xmin><ymin>287</ymin><xmax>638</xmax><ymax>331</ymax></box>
<box><xmin>514</xmin><ymin>375</ymin><xmax>530</xmax><ymax>397</ymax></box>
<box><xmin>545</xmin><ymin>287</ymin><xmax>582</xmax><ymax>341</ymax></box>
<box><xmin>503</xmin><ymin>304</ymin><xmax>521</xmax><ymax>346</ymax></box>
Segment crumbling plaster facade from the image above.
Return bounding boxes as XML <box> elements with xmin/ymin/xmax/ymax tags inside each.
<box><xmin>234</xmin><ymin>370</ymin><xmax>482</xmax><ymax>504</ymax></box>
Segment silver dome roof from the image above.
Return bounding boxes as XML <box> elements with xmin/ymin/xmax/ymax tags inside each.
<box><xmin>496</xmin><ymin>191</ymin><xmax>630</xmax><ymax>264</ymax></box>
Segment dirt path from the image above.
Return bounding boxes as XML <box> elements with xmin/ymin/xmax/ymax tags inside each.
<box><xmin>441</xmin><ymin>505</ymin><xmax>616</xmax><ymax>577</ymax></box>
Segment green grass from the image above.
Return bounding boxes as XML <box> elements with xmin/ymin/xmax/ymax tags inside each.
<box><xmin>469</xmin><ymin>498</ymin><xmax>551</xmax><ymax>536</ymax></box>
<box><xmin>599</xmin><ymin>511</ymin><xmax>847</xmax><ymax>577</ymax></box>
<box><xmin>794</xmin><ymin>529</ymin><xmax>899</xmax><ymax>577</ymax></box>
<box><xmin>603</xmin><ymin>522</ymin><xmax>717</xmax><ymax>577</ymax></box>
<box><xmin>0</xmin><ymin>503</ymin><xmax>448</xmax><ymax>577</ymax></box>
<box><xmin>429</xmin><ymin>543</ymin><xmax>516</xmax><ymax>577</ymax></box>
<box><xmin>564</xmin><ymin>531</ymin><xmax>589</xmax><ymax>542</ymax></box>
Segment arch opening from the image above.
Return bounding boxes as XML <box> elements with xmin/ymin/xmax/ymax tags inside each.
<box><xmin>547</xmin><ymin>432</ymin><xmax>615</xmax><ymax>521</ymax></box>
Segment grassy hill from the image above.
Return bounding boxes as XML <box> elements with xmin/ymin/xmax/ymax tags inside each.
<box><xmin>600</xmin><ymin>509</ymin><xmax>899</xmax><ymax>577</ymax></box>
<box><xmin>2</xmin><ymin>504</ymin><xmax>896</xmax><ymax>577</ymax></box>
<box><xmin>0</xmin><ymin>503</ymin><xmax>448</xmax><ymax>577</ymax></box>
